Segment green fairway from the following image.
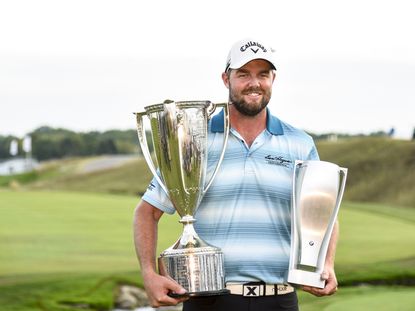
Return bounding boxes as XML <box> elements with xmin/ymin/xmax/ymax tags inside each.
<box><xmin>0</xmin><ymin>191</ymin><xmax>181</xmax><ymax>277</ymax></box>
<box><xmin>0</xmin><ymin>190</ymin><xmax>182</xmax><ymax>310</ymax></box>
<box><xmin>335</xmin><ymin>202</ymin><xmax>415</xmax><ymax>284</ymax></box>
<box><xmin>298</xmin><ymin>286</ymin><xmax>415</xmax><ymax>311</ymax></box>
<box><xmin>0</xmin><ymin>190</ymin><xmax>414</xmax><ymax>310</ymax></box>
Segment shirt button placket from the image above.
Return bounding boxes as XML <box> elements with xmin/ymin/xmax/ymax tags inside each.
<box><xmin>245</xmin><ymin>150</ymin><xmax>255</xmax><ymax>175</ymax></box>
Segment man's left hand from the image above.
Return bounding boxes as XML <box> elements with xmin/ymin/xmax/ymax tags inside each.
<box><xmin>302</xmin><ymin>266</ymin><xmax>338</xmax><ymax>297</ymax></box>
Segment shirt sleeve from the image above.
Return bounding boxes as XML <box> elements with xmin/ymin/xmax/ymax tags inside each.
<box><xmin>307</xmin><ymin>143</ymin><xmax>320</xmax><ymax>161</ymax></box>
<box><xmin>142</xmin><ymin>175</ymin><xmax>176</xmax><ymax>215</ymax></box>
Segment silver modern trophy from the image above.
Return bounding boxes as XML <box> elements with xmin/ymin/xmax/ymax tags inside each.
<box><xmin>134</xmin><ymin>100</ymin><xmax>230</xmax><ymax>296</ymax></box>
<box><xmin>288</xmin><ymin>160</ymin><xmax>347</xmax><ymax>288</ymax></box>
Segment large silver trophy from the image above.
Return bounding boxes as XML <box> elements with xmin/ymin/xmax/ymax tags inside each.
<box><xmin>288</xmin><ymin>160</ymin><xmax>347</xmax><ymax>288</ymax></box>
<box><xmin>134</xmin><ymin>100</ymin><xmax>230</xmax><ymax>296</ymax></box>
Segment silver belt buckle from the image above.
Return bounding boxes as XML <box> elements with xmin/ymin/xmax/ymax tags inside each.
<box><xmin>242</xmin><ymin>283</ymin><xmax>264</xmax><ymax>297</ymax></box>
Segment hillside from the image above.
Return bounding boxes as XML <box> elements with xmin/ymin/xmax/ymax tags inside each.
<box><xmin>317</xmin><ymin>137</ymin><xmax>415</xmax><ymax>207</ymax></box>
<box><xmin>2</xmin><ymin>136</ymin><xmax>414</xmax><ymax>208</ymax></box>
<box><xmin>0</xmin><ymin>155</ymin><xmax>152</xmax><ymax>196</ymax></box>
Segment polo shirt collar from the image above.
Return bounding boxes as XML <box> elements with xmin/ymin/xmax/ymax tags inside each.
<box><xmin>211</xmin><ymin>108</ymin><xmax>226</xmax><ymax>133</ymax></box>
<box><xmin>210</xmin><ymin>107</ymin><xmax>284</xmax><ymax>136</ymax></box>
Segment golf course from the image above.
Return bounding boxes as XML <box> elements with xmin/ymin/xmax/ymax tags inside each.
<box><xmin>1</xmin><ymin>137</ymin><xmax>414</xmax><ymax>310</ymax></box>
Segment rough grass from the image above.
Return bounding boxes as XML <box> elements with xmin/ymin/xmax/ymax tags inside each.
<box><xmin>5</xmin><ymin>156</ymin><xmax>154</xmax><ymax>196</ymax></box>
<box><xmin>317</xmin><ymin>137</ymin><xmax>415</xmax><ymax>207</ymax></box>
<box><xmin>0</xmin><ymin>272</ymin><xmax>132</xmax><ymax>311</ymax></box>
<box><xmin>2</xmin><ymin>136</ymin><xmax>415</xmax><ymax>207</ymax></box>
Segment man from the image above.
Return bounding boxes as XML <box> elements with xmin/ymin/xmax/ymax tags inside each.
<box><xmin>133</xmin><ymin>38</ymin><xmax>339</xmax><ymax>311</ymax></box>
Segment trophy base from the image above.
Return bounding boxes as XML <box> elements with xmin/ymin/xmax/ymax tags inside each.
<box><xmin>288</xmin><ymin>269</ymin><xmax>325</xmax><ymax>288</ymax></box>
<box><xmin>169</xmin><ymin>289</ymin><xmax>230</xmax><ymax>298</ymax></box>
<box><xmin>159</xmin><ymin>246</ymin><xmax>228</xmax><ymax>296</ymax></box>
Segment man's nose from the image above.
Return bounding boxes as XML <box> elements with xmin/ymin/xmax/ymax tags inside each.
<box><xmin>248</xmin><ymin>76</ymin><xmax>260</xmax><ymax>87</ymax></box>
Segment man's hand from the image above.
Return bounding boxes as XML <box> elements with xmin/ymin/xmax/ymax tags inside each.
<box><xmin>302</xmin><ymin>266</ymin><xmax>338</xmax><ymax>297</ymax></box>
<box><xmin>143</xmin><ymin>271</ymin><xmax>189</xmax><ymax>307</ymax></box>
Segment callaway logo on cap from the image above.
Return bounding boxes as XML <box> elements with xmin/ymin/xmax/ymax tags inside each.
<box><xmin>225</xmin><ymin>38</ymin><xmax>277</xmax><ymax>72</ymax></box>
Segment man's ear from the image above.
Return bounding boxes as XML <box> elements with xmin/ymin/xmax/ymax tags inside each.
<box><xmin>272</xmin><ymin>70</ymin><xmax>276</xmax><ymax>83</ymax></box>
<box><xmin>222</xmin><ymin>72</ymin><xmax>230</xmax><ymax>89</ymax></box>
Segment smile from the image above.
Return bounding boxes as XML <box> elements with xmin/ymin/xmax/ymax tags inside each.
<box><xmin>243</xmin><ymin>88</ymin><xmax>263</xmax><ymax>97</ymax></box>
<box><xmin>245</xmin><ymin>92</ymin><xmax>262</xmax><ymax>97</ymax></box>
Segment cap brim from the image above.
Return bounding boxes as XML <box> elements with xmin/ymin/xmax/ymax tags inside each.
<box><xmin>228</xmin><ymin>55</ymin><xmax>276</xmax><ymax>71</ymax></box>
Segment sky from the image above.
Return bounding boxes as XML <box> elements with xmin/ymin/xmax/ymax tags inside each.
<box><xmin>1</xmin><ymin>0</ymin><xmax>414</xmax><ymax>139</ymax></box>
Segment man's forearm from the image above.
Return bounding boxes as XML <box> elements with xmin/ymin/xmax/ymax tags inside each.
<box><xmin>325</xmin><ymin>220</ymin><xmax>339</xmax><ymax>267</ymax></box>
<box><xmin>133</xmin><ymin>200</ymin><xmax>163</xmax><ymax>276</ymax></box>
<box><xmin>133</xmin><ymin>201</ymin><xmax>187</xmax><ymax>306</ymax></box>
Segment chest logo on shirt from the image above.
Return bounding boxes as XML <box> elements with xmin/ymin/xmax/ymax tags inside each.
<box><xmin>265</xmin><ymin>155</ymin><xmax>292</xmax><ymax>167</ymax></box>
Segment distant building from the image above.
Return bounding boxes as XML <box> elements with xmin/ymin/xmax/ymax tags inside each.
<box><xmin>0</xmin><ymin>158</ymin><xmax>39</xmax><ymax>176</ymax></box>
<box><xmin>328</xmin><ymin>134</ymin><xmax>338</xmax><ymax>142</ymax></box>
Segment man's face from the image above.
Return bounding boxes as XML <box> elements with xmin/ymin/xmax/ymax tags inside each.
<box><xmin>223</xmin><ymin>59</ymin><xmax>275</xmax><ymax>116</ymax></box>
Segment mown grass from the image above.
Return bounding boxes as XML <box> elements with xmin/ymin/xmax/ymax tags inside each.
<box><xmin>298</xmin><ymin>285</ymin><xmax>415</xmax><ymax>311</ymax></box>
<box><xmin>335</xmin><ymin>202</ymin><xmax>415</xmax><ymax>285</ymax></box>
<box><xmin>0</xmin><ymin>191</ymin><xmax>181</xmax><ymax>277</ymax></box>
<box><xmin>1</xmin><ymin>190</ymin><xmax>414</xmax><ymax>310</ymax></box>
<box><xmin>0</xmin><ymin>190</ymin><xmax>182</xmax><ymax>310</ymax></box>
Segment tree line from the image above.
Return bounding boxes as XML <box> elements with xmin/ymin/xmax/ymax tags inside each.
<box><xmin>0</xmin><ymin>126</ymin><xmax>148</xmax><ymax>161</ymax></box>
<box><xmin>0</xmin><ymin>125</ymin><xmax>398</xmax><ymax>162</ymax></box>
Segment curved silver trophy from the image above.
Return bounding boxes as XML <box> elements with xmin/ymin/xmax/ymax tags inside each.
<box><xmin>134</xmin><ymin>100</ymin><xmax>230</xmax><ymax>296</ymax></box>
<box><xmin>288</xmin><ymin>160</ymin><xmax>347</xmax><ymax>288</ymax></box>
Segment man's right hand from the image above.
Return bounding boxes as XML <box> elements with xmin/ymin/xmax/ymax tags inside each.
<box><xmin>143</xmin><ymin>271</ymin><xmax>189</xmax><ymax>307</ymax></box>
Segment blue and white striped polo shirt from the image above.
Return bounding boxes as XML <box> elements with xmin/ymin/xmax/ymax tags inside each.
<box><xmin>142</xmin><ymin>108</ymin><xmax>319</xmax><ymax>284</ymax></box>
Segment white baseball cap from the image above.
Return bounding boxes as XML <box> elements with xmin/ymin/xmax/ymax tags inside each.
<box><xmin>225</xmin><ymin>38</ymin><xmax>277</xmax><ymax>72</ymax></box>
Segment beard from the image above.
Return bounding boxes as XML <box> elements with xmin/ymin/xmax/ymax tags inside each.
<box><xmin>229</xmin><ymin>85</ymin><xmax>271</xmax><ymax>117</ymax></box>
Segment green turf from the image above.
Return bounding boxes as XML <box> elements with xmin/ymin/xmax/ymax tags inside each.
<box><xmin>0</xmin><ymin>190</ymin><xmax>182</xmax><ymax>310</ymax></box>
<box><xmin>0</xmin><ymin>272</ymin><xmax>130</xmax><ymax>311</ymax></box>
<box><xmin>298</xmin><ymin>286</ymin><xmax>415</xmax><ymax>311</ymax></box>
<box><xmin>335</xmin><ymin>201</ymin><xmax>415</xmax><ymax>285</ymax></box>
<box><xmin>0</xmin><ymin>191</ymin><xmax>414</xmax><ymax>310</ymax></box>
<box><xmin>0</xmin><ymin>191</ymin><xmax>181</xmax><ymax>277</ymax></box>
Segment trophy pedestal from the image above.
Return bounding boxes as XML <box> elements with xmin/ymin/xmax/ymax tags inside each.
<box><xmin>288</xmin><ymin>269</ymin><xmax>325</xmax><ymax>288</ymax></box>
<box><xmin>158</xmin><ymin>246</ymin><xmax>229</xmax><ymax>296</ymax></box>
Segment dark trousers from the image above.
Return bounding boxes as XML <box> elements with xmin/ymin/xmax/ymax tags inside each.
<box><xmin>183</xmin><ymin>292</ymin><xmax>299</xmax><ymax>311</ymax></box>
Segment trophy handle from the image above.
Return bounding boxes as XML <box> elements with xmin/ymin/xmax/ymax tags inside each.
<box><xmin>315</xmin><ymin>165</ymin><xmax>348</xmax><ymax>272</ymax></box>
<box><xmin>206</xmin><ymin>102</ymin><xmax>217</xmax><ymax>118</ymax></box>
<box><xmin>336</xmin><ymin>167</ymin><xmax>348</xmax><ymax>211</ymax></box>
<box><xmin>203</xmin><ymin>102</ymin><xmax>230</xmax><ymax>194</ymax></box>
<box><xmin>134</xmin><ymin>111</ymin><xmax>169</xmax><ymax>195</ymax></box>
